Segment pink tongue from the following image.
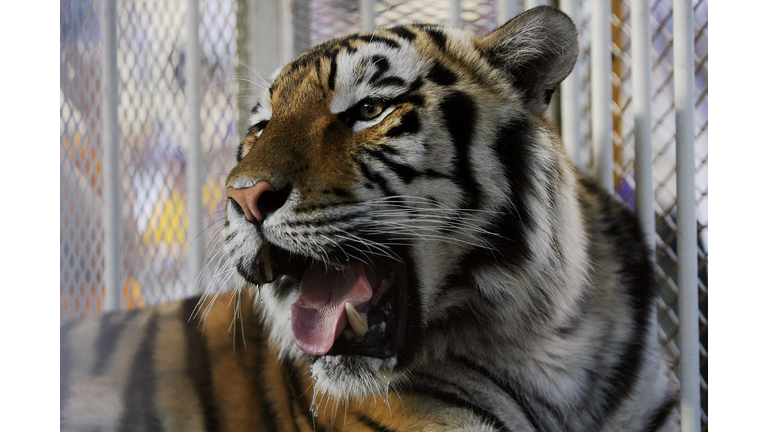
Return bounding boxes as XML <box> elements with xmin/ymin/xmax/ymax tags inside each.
<box><xmin>290</xmin><ymin>263</ymin><xmax>373</xmax><ymax>355</ymax></box>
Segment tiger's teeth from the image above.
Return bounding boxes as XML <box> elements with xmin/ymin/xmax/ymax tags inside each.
<box><xmin>258</xmin><ymin>246</ymin><xmax>273</xmax><ymax>282</ymax></box>
<box><xmin>378</xmin><ymin>278</ymin><xmax>392</xmax><ymax>295</ymax></box>
<box><xmin>345</xmin><ymin>302</ymin><xmax>368</xmax><ymax>338</ymax></box>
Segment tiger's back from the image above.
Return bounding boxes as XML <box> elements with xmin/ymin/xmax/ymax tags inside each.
<box><xmin>61</xmin><ymin>6</ymin><xmax>678</xmax><ymax>431</ymax></box>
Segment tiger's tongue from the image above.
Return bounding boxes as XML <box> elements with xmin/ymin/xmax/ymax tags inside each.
<box><xmin>290</xmin><ymin>262</ymin><xmax>372</xmax><ymax>355</ymax></box>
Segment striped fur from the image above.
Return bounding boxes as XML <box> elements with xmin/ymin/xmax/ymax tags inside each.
<box><xmin>61</xmin><ymin>7</ymin><xmax>678</xmax><ymax>431</ymax></box>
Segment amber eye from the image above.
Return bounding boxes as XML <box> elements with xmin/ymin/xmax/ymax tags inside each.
<box><xmin>359</xmin><ymin>100</ymin><xmax>384</xmax><ymax>119</ymax></box>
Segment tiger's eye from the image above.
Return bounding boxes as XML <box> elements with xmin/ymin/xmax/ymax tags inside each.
<box><xmin>359</xmin><ymin>101</ymin><xmax>384</xmax><ymax>119</ymax></box>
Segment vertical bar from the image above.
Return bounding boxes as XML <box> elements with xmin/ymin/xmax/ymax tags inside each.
<box><xmin>246</xmin><ymin>0</ymin><xmax>280</xmax><ymax>84</ymax></box>
<box><xmin>632</xmin><ymin>0</ymin><xmax>654</xmax><ymax>252</ymax></box>
<box><xmin>591</xmin><ymin>0</ymin><xmax>613</xmax><ymax>191</ymax></box>
<box><xmin>360</xmin><ymin>0</ymin><xmax>375</xmax><ymax>33</ymax></box>
<box><xmin>186</xmin><ymin>0</ymin><xmax>204</xmax><ymax>295</ymax></box>
<box><xmin>447</xmin><ymin>0</ymin><xmax>461</xmax><ymax>26</ymax></box>
<box><xmin>279</xmin><ymin>0</ymin><xmax>294</xmax><ymax>64</ymax></box>
<box><xmin>559</xmin><ymin>0</ymin><xmax>581</xmax><ymax>169</ymax></box>
<box><xmin>497</xmin><ymin>0</ymin><xmax>519</xmax><ymax>25</ymax></box>
<box><xmin>524</xmin><ymin>0</ymin><xmax>543</xmax><ymax>10</ymax></box>
<box><xmin>674</xmin><ymin>0</ymin><xmax>700</xmax><ymax>430</ymax></box>
<box><xmin>101</xmin><ymin>0</ymin><xmax>121</xmax><ymax>311</ymax></box>
<box><xmin>292</xmin><ymin>0</ymin><xmax>312</xmax><ymax>56</ymax></box>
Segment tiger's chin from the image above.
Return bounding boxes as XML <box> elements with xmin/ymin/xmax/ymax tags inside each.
<box><xmin>309</xmin><ymin>353</ymin><xmax>400</xmax><ymax>401</ymax></box>
<box><xmin>236</xmin><ymin>241</ymin><xmax>415</xmax><ymax>400</ymax></box>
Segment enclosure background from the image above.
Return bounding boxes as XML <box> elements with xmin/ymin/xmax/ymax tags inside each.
<box><xmin>60</xmin><ymin>0</ymin><xmax>708</xmax><ymax>428</ymax></box>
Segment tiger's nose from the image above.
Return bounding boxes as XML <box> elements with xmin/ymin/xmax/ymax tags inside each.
<box><xmin>226</xmin><ymin>181</ymin><xmax>291</xmax><ymax>223</ymax></box>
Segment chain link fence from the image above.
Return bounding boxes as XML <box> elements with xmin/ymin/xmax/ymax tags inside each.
<box><xmin>61</xmin><ymin>0</ymin><xmax>241</xmax><ymax>318</ymax></box>
<box><xmin>61</xmin><ymin>0</ymin><xmax>707</xmax><ymax>428</ymax></box>
<box><xmin>605</xmin><ymin>0</ymin><xmax>708</xmax><ymax>427</ymax></box>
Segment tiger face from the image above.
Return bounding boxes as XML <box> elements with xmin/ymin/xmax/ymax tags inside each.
<box><xmin>222</xmin><ymin>7</ymin><xmax>579</xmax><ymax>400</ymax></box>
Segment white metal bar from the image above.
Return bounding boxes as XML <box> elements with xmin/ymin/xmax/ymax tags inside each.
<box><xmin>496</xmin><ymin>0</ymin><xmax>519</xmax><ymax>25</ymax></box>
<box><xmin>360</xmin><ymin>0</ymin><xmax>375</xmax><ymax>33</ymax></box>
<box><xmin>279</xmin><ymin>0</ymin><xmax>295</xmax><ymax>63</ymax></box>
<box><xmin>559</xmin><ymin>0</ymin><xmax>581</xmax><ymax>170</ymax></box>
<box><xmin>186</xmin><ymin>0</ymin><xmax>204</xmax><ymax>295</ymax></box>
<box><xmin>247</xmin><ymin>0</ymin><xmax>280</xmax><ymax>82</ymax></box>
<box><xmin>632</xmin><ymin>0</ymin><xmax>654</xmax><ymax>252</ymax></box>
<box><xmin>447</xmin><ymin>0</ymin><xmax>461</xmax><ymax>26</ymax></box>
<box><xmin>101</xmin><ymin>0</ymin><xmax>121</xmax><ymax>311</ymax></box>
<box><xmin>674</xmin><ymin>0</ymin><xmax>700</xmax><ymax>430</ymax></box>
<box><xmin>524</xmin><ymin>0</ymin><xmax>545</xmax><ymax>10</ymax></box>
<box><xmin>591</xmin><ymin>0</ymin><xmax>613</xmax><ymax>191</ymax></box>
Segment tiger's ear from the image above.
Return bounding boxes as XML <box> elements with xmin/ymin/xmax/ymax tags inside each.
<box><xmin>478</xmin><ymin>6</ymin><xmax>578</xmax><ymax>115</ymax></box>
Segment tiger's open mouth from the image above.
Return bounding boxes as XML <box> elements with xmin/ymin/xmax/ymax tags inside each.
<box><xmin>238</xmin><ymin>243</ymin><xmax>409</xmax><ymax>359</ymax></box>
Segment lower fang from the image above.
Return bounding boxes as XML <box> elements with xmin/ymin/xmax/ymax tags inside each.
<box><xmin>345</xmin><ymin>302</ymin><xmax>368</xmax><ymax>338</ymax></box>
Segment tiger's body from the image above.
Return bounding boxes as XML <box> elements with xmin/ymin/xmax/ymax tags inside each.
<box><xmin>61</xmin><ymin>6</ymin><xmax>679</xmax><ymax>431</ymax></box>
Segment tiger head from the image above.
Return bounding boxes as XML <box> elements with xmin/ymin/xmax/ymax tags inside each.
<box><xmin>223</xmin><ymin>6</ymin><xmax>581</xmax><ymax>400</ymax></box>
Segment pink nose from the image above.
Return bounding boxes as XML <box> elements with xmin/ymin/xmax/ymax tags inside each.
<box><xmin>225</xmin><ymin>181</ymin><xmax>274</xmax><ymax>223</ymax></box>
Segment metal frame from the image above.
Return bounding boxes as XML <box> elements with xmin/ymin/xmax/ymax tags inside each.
<box><xmin>101</xmin><ymin>0</ymin><xmax>121</xmax><ymax>312</ymax></box>
<box><xmin>631</xmin><ymin>0</ymin><xmax>655</xmax><ymax>254</ymax></box>
<box><xmin>186</xmin><ymin>0</ymin><xmax>204</xmax><ymax>296</ymax></box>
<box><xmin>673</xmin><ymin>0</ymin><xmax>701</xmax><ymax>430</ymax></box>
<box><xmin>591</xmin><ymin>0</ymin><xmax>613</xmax><ymax>191</ymax></box>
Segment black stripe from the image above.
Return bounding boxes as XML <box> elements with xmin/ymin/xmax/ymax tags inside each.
<box><xmin>247</xmin><ymin>120</ymin><xmax>269</xmax><ymax>135</ymax></box>
<box><xmin>409</xmin><ymin>379</ymin><xmax>509</xmax><ymax>432</ymax></box>
<box><xmin>357</xmin><ymin>414</ymin><xmax>399</xmax><ymax>432</ymax></box>
<box><xmin>487</xmin><ymin>117</ymin><xmax>537</xmax><ymax>266</ymax></box>
<box><xmin>248</xmin><ymin>325</ymin><xmax>280</xmax><ymax>432</ymax></box>
<box><xmin>92</xmin><ymin>309</ymin><xmax>140</xmax><ymax>375</ymax></box>
<box><xmin>426</xmin><ymin>61</ymin><xmax>458</xmax><ymax>86</ymax></box>
<box><xmin>392</xmin><ymin>252</ymin><xmax>424</xmax><ymax>372</ymax></box>
<box><xmin>280</xmin><ymin>362</ymin><xmax>307</xmax><ymax>432</ymax></box>
<box><xmin>439</xmin><ymin>91</ymin><xmax>481</xmax><ymax>209</ymax></box>
<box><xmin>385</xmin><ymin>110</ymin><xmax>420</xmax><ymax>138</ymax></box>
<box><xmin>181</xmin><ymin>297</ymin><xmax>220</xmax><ymax>432</ymax></box>
<box><xmin>386</xmin><ymin>26</ymin><xmax>416</xmax><ymax>42</ymax></box>
<box><xmin>364</xmin><ymin>149</ymin><xmax>419</xmax><ymax>184</ymax></box>
<box><xmin>328</xmin><ymin>54</ymin><xmax>338</xmax><ymax>90</ymax></box>
<box><xmin>580</xmin><ymin>177</ymin><xmax>658</xmax><ymax>424</ymax></box>
<box><xmin>448</xmin><ymin>354</ymin><xmax>559</xmax><ymax>432</ymax></box>
<box><xmin>322</xmin><ymin>187</ymin><xmax>352</xmax><ymax>199</ymax></box>
<box><xmin>406</xmin><ymin>76</ymin><xmax>424</xmax><ymax>95</ymax></box>
<box><xmin>372</xmin><ymin>76</ymin><xmax>407</xmax><ymax>88</ymax></box>
<box><xmin>250</xmin><ymin>102</ymin><xmax>261</xmax><ymax>114</ymax></box>
<box><xmin>641</xmin><ymin>394</ymin><xmax>677</xmax><ymax>432</ymax></box>
<box><xmin>358</xmin><ymin>160</ymin><xmax>398</xmax><ymax>198</ymax></box>
<box><xmin>420</xmin><ymin>27</ymin><xmax>447</xmax><ymax>51</ymax></box>
<box><xmin>379</xmin><ymin>144</ymin><xmax>399</xmax><ymax>155</ymax></box>
<box><xmin>118</xmin><ymin>312</ymin><xmax>163</xmax><ymax>432</ymax></box>
<box><xmin>355</xmin><ymin>34</ymin><xmax>401</xmax><ymax>49</ymax></box>
<box><xmin>402</xmin><ymin>93</ymin><xmax>425</xmax><ymax>107</ymax></box>
<box><xmin>314</xmin><ymin>57</ymin><xmax>323</xmax><ymax>81</ymax></box>
<box><xmin>283</xmin><ymin>360</ymin><xmax>329</xmax><ymax>432</ymax></box>
<box><xmin>368</xmin><ymin>55</ymin><xmax>390</xmax><ymax>83</ymax></box>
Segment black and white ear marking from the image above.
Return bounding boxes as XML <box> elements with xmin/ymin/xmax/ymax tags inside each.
<box><xmin>478</xmin><ymin>5</ymin><xmax>578</xmax><ymax>114</ymax></box>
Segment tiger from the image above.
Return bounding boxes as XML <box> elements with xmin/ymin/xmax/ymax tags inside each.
<box><xmin>60</xmin><ymin>6</ymin><xmax>680</xmax><ymax>431</ymax></box>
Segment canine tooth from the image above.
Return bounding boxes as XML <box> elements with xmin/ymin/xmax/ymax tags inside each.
<box><xmin>260</xmin><ymin>246</ymin><xmax>273</xmax><ymax>282</ymax></box>
<box><xmin>345</xmin><ymin>302</ymin><xmax>368</xmax><ymax>338</ymax></box>
<box><xmin>378</xmin><ymin>278</ymin><xmax>392</xmax><ymax>295</ymax></box>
